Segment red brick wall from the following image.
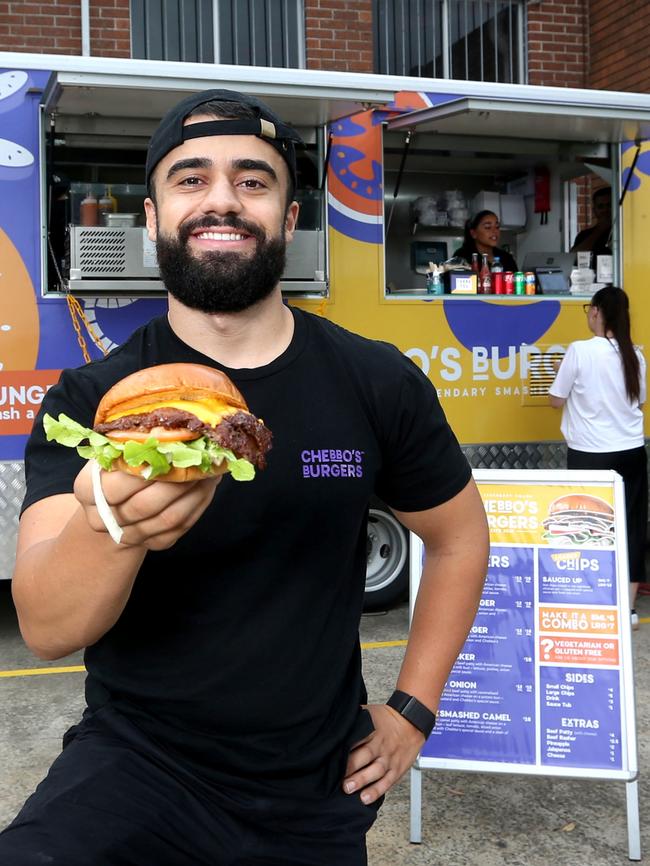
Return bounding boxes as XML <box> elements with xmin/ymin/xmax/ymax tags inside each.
<box><xmin>0</xmin><ymin>0</ymin><xmax>130</xmax><ymax>57</ymax></box>
<box><xmin>527</xmin><ymin>0</ymin><xmax>588</xmax><ymax>88</ymax></box>
<box><xmin>304</xmin><ymin>0</ymin><xmax>373</xmax><ymax>72</ymax></box>
<box><xmin>90</xmin><ymin>0</ymin><xmax>130</xmax><ymax>58</ymax></box>
<box><xmin>589</xmin><ymin>0</ymin><xmax>650</xmax><ymax>92</ymax></box>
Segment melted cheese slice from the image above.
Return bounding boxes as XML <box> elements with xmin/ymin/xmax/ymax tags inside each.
<box><xmin>106</xmin><ymin>398</ymin><xmax>239</xmax><ymax>428</ymax></box>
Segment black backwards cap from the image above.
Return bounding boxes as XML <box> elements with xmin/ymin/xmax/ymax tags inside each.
<box><xmin>145</xmin><ymin>89</ymin><xmax>303</xmax><ymax>193</ymax></box>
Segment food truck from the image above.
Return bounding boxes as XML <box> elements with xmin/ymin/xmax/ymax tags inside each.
<box><xmin>1</xmin><ymin>52</ymin><xmax>650</xmax><ymax>608</ymax></box>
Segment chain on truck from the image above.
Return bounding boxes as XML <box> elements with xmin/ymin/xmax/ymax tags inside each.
<box><xmin>1</xmin><ymin>52</ymin><xmax>649</xmax><ymax>609</ymax></box>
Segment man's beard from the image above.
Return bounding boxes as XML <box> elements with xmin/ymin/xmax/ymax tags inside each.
<box><xmin>155</xmin><ymin>215</ymin><xmax>287</xmax><ymax>313</ymax></box>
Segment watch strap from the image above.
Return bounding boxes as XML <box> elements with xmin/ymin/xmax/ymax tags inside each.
<box><xmin>386</xmin><ymin>689</ymin><xmax>436</xmax><ymax>739</ymax></box>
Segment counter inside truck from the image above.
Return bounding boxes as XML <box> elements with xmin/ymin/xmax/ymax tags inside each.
<box><xmin>40</xmin><ymin>68</ymin><xmax>336</xmax><ymax>298</ymax></box>
<box><xmin>381</xmin><ymin>91</ymin><xmax>649</xmax><ymax>298</ymax></box>
<box><xmin>319</xmin><ymin>85</ymin><xmax>650</xmax><ymax>449</ymax></box>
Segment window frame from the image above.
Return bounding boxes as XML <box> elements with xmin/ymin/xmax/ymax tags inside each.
<box><xmin>130</xmin><ymin>0</ymin><xmax>306</xmax><ymax>68</ymax></box>
<box><xmin>373</xmin><ymin>0</ymin><xmax>526</xmax><ymax>84</ymax></box>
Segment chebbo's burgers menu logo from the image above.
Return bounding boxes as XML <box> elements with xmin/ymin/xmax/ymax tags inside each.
<box><xmin>541</xmin><ymin>493</ymin><xmax>615</xmax><ymax>547</ymax></box>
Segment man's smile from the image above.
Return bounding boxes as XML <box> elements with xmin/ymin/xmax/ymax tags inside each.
<box><xmin>193</xmin><ymin>230</ymin><xmax>249</xmax><ymax>241</ymax></box>
<box><xmin>186</xmin><ymin>224</ymin><xmax>257</xmax><ymax>251</ymax></box>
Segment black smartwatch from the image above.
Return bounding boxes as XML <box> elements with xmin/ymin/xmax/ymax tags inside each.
<box><xmin>386</xmin><ymin>690</ymin><xmax>436</xmax><ymax>739</ymax></box>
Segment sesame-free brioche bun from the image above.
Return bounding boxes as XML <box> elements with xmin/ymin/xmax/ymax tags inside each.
<box><xmin>94</xmin><ymin>362</ymin><xmax>248</xmax><ymax>425</ymax></box>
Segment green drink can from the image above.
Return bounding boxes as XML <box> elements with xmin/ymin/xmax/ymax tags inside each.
<box><xmin>514</xmin><ymin>271</ymin><xmax>525</xmax><ymax>295</ymax></box>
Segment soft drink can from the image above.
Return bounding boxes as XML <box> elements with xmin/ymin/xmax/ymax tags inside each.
<box><xmin>492</xmin><ymin>271</ymin><xmax>504</xmax><ymax>295</ymax></box>
<box><xmin>503</xmin><ymin>272</ymin><xmax>514</xmax><ymax>295</ymax></box>
<box><xmin>524</xmin><ymin>271</ymin><xmax>536</xmax><ymax>295</ymax></box>
<box><xmin>514</xmin><ymin>271</ymin><xmax>525</xmax><ymax>295</ymax></box>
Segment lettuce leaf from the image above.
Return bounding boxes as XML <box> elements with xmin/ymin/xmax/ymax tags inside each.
<box><xmin>42</xmin><ymin>413</ymin><xmax>255</xmax><ymax>481</ymax></box>
<box><xmin>43</xmin><ymin>413</ymin><xmax>95</xmax><ymax>448</ymax></box>
<box><xmin>122</xmin><ymin>438</ymin><xmax>175</xmax><ymax>479</ymax></box>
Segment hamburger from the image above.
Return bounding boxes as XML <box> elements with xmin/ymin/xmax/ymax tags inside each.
<box><xmin>541</xmin><ymin>493</ymin><xmax>615</xmax><ymax>547</ymax></box>
<box><xmin>43</xmin><ymin>363</ymin><xmax>272</xmax><ymax>482</ymax></box>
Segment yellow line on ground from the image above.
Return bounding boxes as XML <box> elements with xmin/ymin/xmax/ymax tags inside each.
<box><xmin>0</xmin><ymin>665</ymin><xmax>85</xmax><ymax>678</ymax></box>
<box><xmin>2</xmin><ymin>621</ymin><xmax>647</xmax><ymax>678</ymax></box>
<box><xmin>0</xmin><ymin>642</ymin><xmax>401</xmax><ymax>678</ymax></box>
<box><xmin>360</xmin><ymin>639</ymin><xmax>408</xmax><ymax>649</ymax></box>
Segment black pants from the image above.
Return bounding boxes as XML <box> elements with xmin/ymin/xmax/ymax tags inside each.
<box><xmin>0</xmin><ymin>707</ymin><xmax>381</xmax><ymax>866</ymax></box>
<box><xmin>567</xmin><ymin>445</ymin><xmax>648</xmax><ymax>582</ymax></box>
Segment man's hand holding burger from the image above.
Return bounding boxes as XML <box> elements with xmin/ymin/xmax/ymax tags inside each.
<box><xmin>44</xmin><ymin>363</ymin><xmax>272</xmax><ymax>548</ymax></box>
<box><xmin>73</xmin><ymin>460</ymin><xmax>221</xmax><ymax>551</ymax></box>
<box><xmin>13</xmin><ymin>364</ymin><xmax>272</xmax><ymax>658</ymax></box>
<box><xmin>13</xmin><ymin>456</ymin><xmax>222</xmax><ymax>659</ymax></box>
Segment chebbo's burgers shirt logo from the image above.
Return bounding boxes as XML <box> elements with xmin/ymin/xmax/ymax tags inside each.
<box><xmin>301</xmin><ymin>448</ymin><xmax>364</xmax><ymax>479</ymax></box>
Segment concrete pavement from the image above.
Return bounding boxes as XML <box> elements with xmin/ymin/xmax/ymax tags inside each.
<box><xmin>0</xmin><ymin>581</ymin><xmax>648</xmax><ymax>864</ymax></box>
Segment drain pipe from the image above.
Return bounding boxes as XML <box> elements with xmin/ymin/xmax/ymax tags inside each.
<box><xmin>80</xmin><ymin>0</ymin><xmax>91</xmax><ymax>56</ymax></box>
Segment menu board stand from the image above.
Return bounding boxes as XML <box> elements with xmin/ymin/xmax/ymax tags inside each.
<box><xmin>408</xmin><ymin>469</ymin><xmax>640</xmax><ymax>860</ymax></box>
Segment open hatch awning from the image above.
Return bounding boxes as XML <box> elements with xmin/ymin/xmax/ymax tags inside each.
<box><xmin>386</xmin><ymin>96</ymin><xmax>650</xmax><ymax>144</ymax></box>
<box><xmin>39</xmin><ymin>59</ymin><xmax>396</xmax><ymax>130</ymax></box>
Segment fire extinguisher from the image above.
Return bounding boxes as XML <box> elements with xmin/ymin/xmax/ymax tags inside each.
<box><xmin>534</xmin><ymin>165</ymin><xmax>550</xmax><ymax>225</ymax></box>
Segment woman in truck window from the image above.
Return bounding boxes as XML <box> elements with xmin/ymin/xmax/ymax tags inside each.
<box><xmin>453</xmin><ymin>210</ymin><xmax>518</xmax><ymax>271</ymax></box>
<box><xmin>549</xmin><ymin>286</ymin><xmax>647</xmax><ymax>630</ymax></box>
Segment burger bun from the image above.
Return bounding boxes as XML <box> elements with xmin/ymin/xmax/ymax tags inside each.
<box><xmin>95</xmin><ymin>362</ymin><xmax>248</xmax><ymax>425</ymax></box>
<box><xmin>548</xmin><ymin>493</ymin><xmax>614</xmax><ymax>516</ymax></box>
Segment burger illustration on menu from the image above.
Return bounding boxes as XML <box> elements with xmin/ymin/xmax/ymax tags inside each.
<box><xmin>541</xmin><ymin>493</ymin><xmax>615</xmax><ymax>547</ymax></box>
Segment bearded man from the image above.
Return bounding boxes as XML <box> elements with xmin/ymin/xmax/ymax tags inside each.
<box><xmin>1</xmin><ymin>90</ymin><xmax>488</xmax><ymax>866</ymax></box>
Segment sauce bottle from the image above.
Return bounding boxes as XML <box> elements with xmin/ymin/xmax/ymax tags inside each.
<box><xmin>98</xmin><ymin>185</ymin><xmax>116</xmax><ymax>219</ymax></box>
<box><xmin>479</xmin><ymin>253</ymin><xmax>492</xmax><ymax>294</ymax></box>
<box><xmin>79</xmin><ymin>188</ymin><xmax>98</xmax><ymax>227</ymax></box>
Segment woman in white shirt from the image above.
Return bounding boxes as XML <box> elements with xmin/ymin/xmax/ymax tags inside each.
<box><xmin>549</xmin><ymin>286</ymin><xmax>647</xmax><ymax>628</ymax></box>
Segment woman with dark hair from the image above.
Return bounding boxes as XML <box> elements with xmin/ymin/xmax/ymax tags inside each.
<box><xmin>549</xmin><ymin>286</ymin><xmax>647</xmax><ymax>629</ymax></box>
<box><xmin>453</xmin><ymin>210</ymin><xmax>518</xmax><ymax>271</ymax></box>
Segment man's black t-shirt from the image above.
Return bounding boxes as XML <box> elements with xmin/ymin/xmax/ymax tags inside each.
<box><xmin>23</xmin><ymin>308</ymin><xmax>471</xmax><ymax>797</ymax></box>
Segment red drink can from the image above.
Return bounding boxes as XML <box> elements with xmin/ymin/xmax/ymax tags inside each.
<box><xmin>492</xmin><ymin>271</ymin><xmax>504</xmax><ymax>295</ymax></box>
<box><xmin>503</xmin><ymin>272</ymin><xmax>514</xmax><ymax>295</ymax></box>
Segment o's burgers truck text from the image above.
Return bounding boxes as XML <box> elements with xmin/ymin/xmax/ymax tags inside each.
<box><xmin>1</xmin><ymin>53</ymin><xmax>649</xmax><ymax>608</ymax></box>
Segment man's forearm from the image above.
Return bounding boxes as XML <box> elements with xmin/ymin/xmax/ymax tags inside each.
<box><xmin>396</xmin><ymin>541</ymin><xmax>488</xmax><ymax>712</ymax></box>
<box><xmin>392</xmin><ymin>480</ymin><xmax>489</xmax><ymax>713</ymax></box>
<box><xmin>341</xmin><ymin>505</ymin><xmax>488</xmax><ymax>806</ymax></box>
<box><xmin>12</xmin><ymin>505</ymin><xmax>145</xmax><ymax>660</ymax></box>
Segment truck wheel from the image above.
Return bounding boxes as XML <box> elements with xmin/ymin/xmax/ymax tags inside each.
<box><xmin>364</xmin><ymin>506</ymin><xmax>409</xmax><ymax>611</ymax></box>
